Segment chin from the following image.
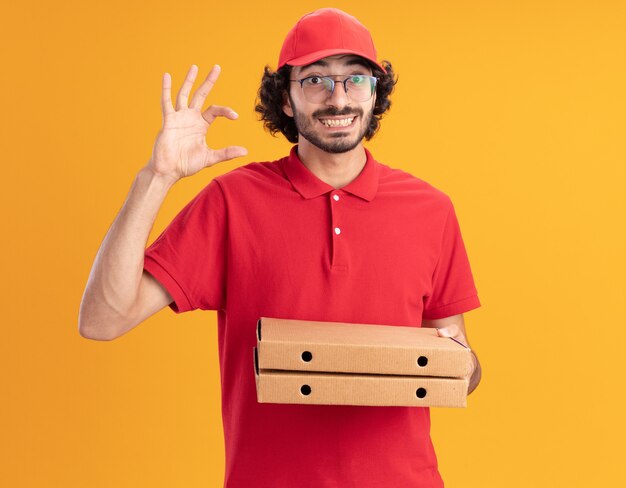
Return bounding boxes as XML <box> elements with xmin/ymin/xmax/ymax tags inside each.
<box><xmin>310</xmin><ymin>137</ymin><xmax>363</xmax><ymax>154</ymax></box>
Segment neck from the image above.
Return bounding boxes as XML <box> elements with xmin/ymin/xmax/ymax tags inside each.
<box><xmin>296</xmin><ymin>139</ymin><xmax>367</xmax><ymax>189</ymax></box>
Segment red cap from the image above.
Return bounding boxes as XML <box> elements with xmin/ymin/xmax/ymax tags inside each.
<box><xmin>278</xmin><ymin>8</ymin><xmax>386</xmax><ymax>73</ymax></box>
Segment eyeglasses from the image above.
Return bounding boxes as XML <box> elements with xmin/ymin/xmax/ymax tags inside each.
<box><xmin>290</xmin><ymin>75</ymin><xmax>378</xmax><ymax>103</ymax></box>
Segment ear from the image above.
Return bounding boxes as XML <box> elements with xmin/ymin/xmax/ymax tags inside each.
<box><xmin>282</xmin><ymin>90</ymin><xmax>294</xmax><ymax>118</ymax></box>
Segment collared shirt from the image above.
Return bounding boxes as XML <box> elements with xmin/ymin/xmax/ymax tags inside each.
<box><xmin>143</xmin><ymin>145</ymin><xmax>481</xmax><ymax>488</ymax></box>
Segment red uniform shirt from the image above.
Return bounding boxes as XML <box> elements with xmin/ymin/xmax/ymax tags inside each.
<box><xmin>143</xmin><ymin>145</ymin><xmax>481</xmax><ymax>488</ymax></box>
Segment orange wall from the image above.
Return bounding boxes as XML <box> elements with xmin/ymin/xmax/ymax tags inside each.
<box><xmin>1</xmin><ymin>1</ymin><xmax>625</xmax><ymax>486</ymax></box>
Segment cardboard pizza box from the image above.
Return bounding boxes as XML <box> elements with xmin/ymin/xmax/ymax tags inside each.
<box><xmin>254</xmin><ymin>347</ymin><xmax>469</xmax><ymax>407</ymax></box>
<box><xmin>256</xmin><ymin>317</ymin><xmax>473</xmax><ymax>378</ymax></box>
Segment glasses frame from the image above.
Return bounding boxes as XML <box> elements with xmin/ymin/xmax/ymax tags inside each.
<box><xmin>289</xmin><ymin>75</ymin><xmax>379</xmax><ymax>103</ymax></box>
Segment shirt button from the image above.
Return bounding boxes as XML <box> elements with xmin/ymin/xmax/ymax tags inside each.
<box><xmin>334</xmin><ymin>227</ymin><xmax>341</xmax><ymax>235</ymax></box>
<box><xmin>333</xmin><ymin>194</ymin><xmax>340</xmax><ymax>201</ymax></box>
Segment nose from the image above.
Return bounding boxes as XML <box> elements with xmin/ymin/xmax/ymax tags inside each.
<box><xmin>325</xmin><ymin>80</ymin><xmax>350</xmax><ymax>109</ymax></box>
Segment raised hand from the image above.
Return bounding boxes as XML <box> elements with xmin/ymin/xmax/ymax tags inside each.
<box><xmin>146</xmin><ymin>64</ymin><xmax>248</xmax><ymax>183</ymax></box>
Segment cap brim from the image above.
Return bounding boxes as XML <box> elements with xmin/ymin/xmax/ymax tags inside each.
<box><xmin>283</xmin><ymin>48</ymin><xmax>386</xmax><ymax>73</ymax></box>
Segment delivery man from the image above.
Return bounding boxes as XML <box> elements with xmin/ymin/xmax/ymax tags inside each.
<box><xmin>79</xmin><ymin>8</ymin><xmax>482</xmax><ymax>488</ymax></box>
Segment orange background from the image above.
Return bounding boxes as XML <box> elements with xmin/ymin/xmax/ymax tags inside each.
<box><xmin>2</xmin><ymin>1</ymin><xmax>625</xmax><ymax>486</ymax></box>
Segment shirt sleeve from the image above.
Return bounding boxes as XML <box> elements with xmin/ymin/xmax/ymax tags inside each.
<box><xmin>143</xmin><ymin>178</ymin><xmax>227</xmax><ymax>313</ymax></box>
<box><xmin>422</xmin><ymin>199</ymin><xmax>481</xmax><ymax>320</ymax></box>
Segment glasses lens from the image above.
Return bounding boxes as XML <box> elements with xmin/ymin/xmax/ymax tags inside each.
<box><xmin>346</xmin><ymin>76</ymin><xmax>376</xmax><ymax>102</ymax></box>
<box><xmin>301</xmin><ymin>76</ymin><xmax>334</xmax><ymax>103</ymax></box>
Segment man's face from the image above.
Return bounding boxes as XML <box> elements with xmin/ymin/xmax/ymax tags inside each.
<box><xmin>283</xmin><ymin>54</ymin><xmax>377</xmax><ymax>154</ymax></box>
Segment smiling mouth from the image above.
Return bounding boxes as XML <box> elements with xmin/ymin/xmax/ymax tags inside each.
<box><xmin>318</xmin><ymin>116</ymin><xmax>356</xmax><ymax>128</ymax></box>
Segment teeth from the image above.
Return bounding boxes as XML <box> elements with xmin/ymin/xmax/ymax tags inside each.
<box><xmin>320</xmin><ymin>117</ymin><xmax>354</xmax><ymax>127</ymax></box>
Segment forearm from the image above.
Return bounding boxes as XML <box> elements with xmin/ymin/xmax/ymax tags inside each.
<box><xmin>78</xmin><ymin>165</ymin><xmax>176</xmax><ymax>339</ymax></box>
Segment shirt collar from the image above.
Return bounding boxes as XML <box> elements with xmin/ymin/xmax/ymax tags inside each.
<box><xmin>280</xmin><ymin>145</ymin><xmax>380</xmax><ymax>202</ymax></box>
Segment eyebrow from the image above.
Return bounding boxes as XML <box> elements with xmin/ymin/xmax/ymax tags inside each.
<box><xmin>298</xmin><ymin>58</ymin><xmax>372</xmax><ymax>73</ymax></box>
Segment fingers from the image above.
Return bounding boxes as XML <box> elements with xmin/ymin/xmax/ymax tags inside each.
<box><xmin>189</xmin><ymin>64</ymin><xmax>221</xmax><ymax>111</ymax></box>
<box><xmin>437</xmin><ymin>324</ymin><xmax>470</xmax><ymax>348</ymax></box>
<box><xmin>436</xmin><ymin>324</ymin><xmax>475</xmax><ymax>381</ymax></box>
<box><xmin>207</xmin><ymin>146</ymin><xmax>249</xmax><ymax>166</ymax></box>
<box><xmin>436</xmin><ymin>324</ymin><xmax>460</xmax><ymax>338</ymax></box>
<box><xmin>201</xmin><ymin>104</ymin><xmax>239</xmax><ymax>125</ymax></box>
<box><xmin>175</xmin><ymin>64</ymin><xmax>200</xmax><ymax>111</ymax></box>
<box><xmin>163</xmin><ymin>64</ymin><xmax>225</xmax><ymax>115</ymax></box>
<box><xmin>161</xmin><ymin>72</ymin><xmax>174</xmax><ymax>116</ymax></box>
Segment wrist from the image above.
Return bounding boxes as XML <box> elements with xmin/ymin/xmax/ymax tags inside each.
<box><xmin>139</xmin><ymin>164</ymin><xmax>179</xmax><ymax>189</ymax></box>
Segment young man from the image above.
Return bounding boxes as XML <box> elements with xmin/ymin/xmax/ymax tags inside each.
<box><xmin>79</xmin><ymin>8</ymin><xmax>482</xmax><ymax>488</ymax></box>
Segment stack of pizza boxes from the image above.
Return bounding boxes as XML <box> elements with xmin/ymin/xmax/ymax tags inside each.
<box><xmin>253</xmin><ymin>317</ymin><xmax>474</xmax><ymax>408</ymax></box>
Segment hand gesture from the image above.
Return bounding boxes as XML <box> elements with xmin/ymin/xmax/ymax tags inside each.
<box><xmin>146</xmin><ymin>64</ymin><xmax>248</xmax><ymax>183</ymax></box>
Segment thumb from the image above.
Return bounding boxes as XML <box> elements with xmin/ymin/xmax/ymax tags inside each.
<box><xmin>437</xmin><ymin>324</ymin><xmax>460</xmax><ymax>338</ymax></box>
<box><xmin>206</xmin><ymin>146</ymin><xmax>249</xmax><ymax>166</ymax></box>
